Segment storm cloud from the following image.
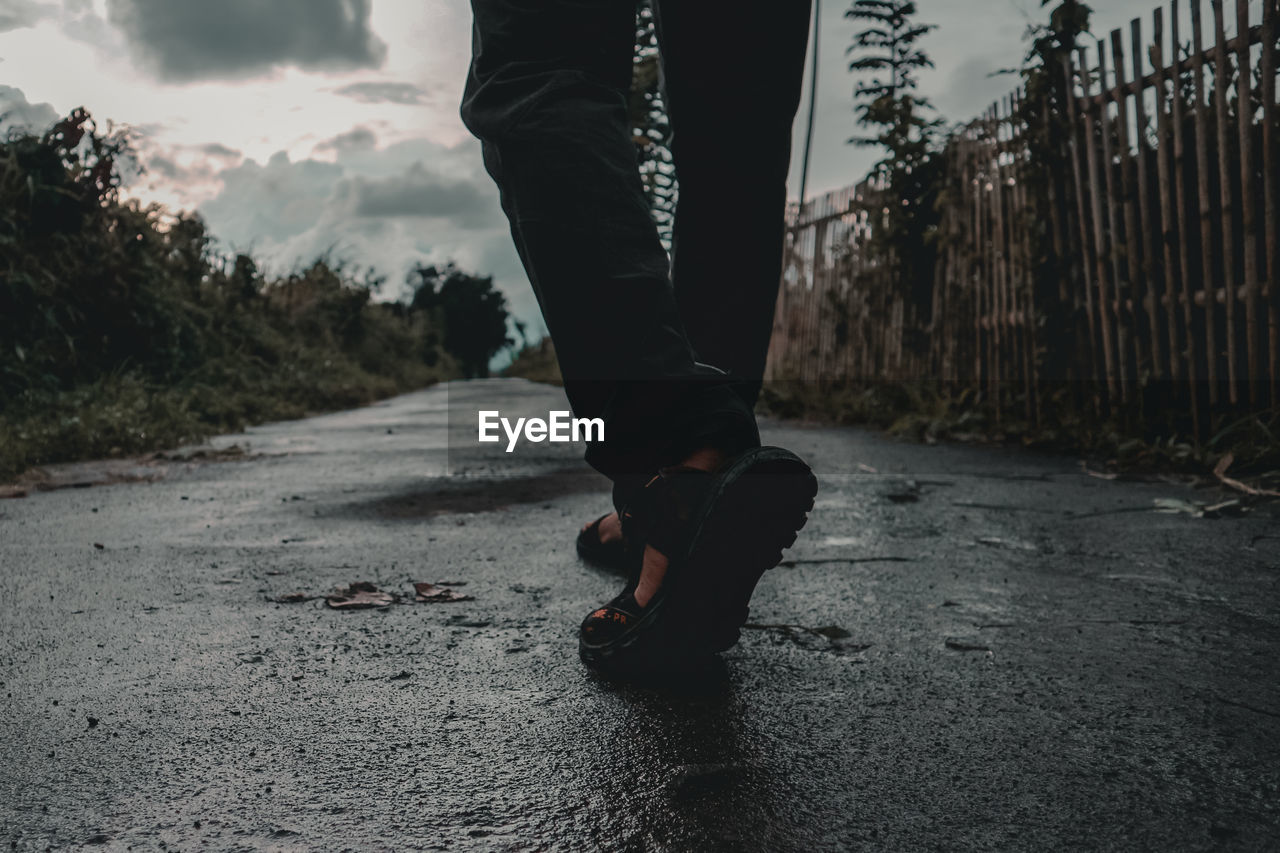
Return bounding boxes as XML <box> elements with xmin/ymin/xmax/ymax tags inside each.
<box><xmin>333</xmin><ymin>81</ymin><xmax>430</xmax><ymax>106</ymax></box>
<box><xmin>105</xmin><ymin>0</ymin><xmax>387</xmax><ymax>82</ymax></box>
<box><xmin>0</xmin><ymin>0</ymin><xmax>55</xmax><ymax>33</ymax></box>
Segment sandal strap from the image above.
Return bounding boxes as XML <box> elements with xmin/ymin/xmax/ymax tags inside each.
<box><xmin>580</xmin><ymin>590</ymin><xmax>642</xmax><ymax>641</ymax></box>
<box><xmin>584</xmin><ymin>603</ymin><xmax>634</xmax><ymax>627</ymax></box>
<box><xmin>578</xmin><ymin>513</ymin><xmax>609</xmax><ymax>546</ymax></box>
<box><xmin>619</xmin><ymin>465</ymin><xmax>714</xmax><ymax>563</ymax></box>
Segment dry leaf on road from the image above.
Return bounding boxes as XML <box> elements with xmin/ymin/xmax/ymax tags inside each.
<box><xmin>326</xmin><ymin>582</ymin><xmax>395</xmax><ymax>609</ymax></box>
<box><xmin>414</xmin><ymin>582</ymin><xmax>475</xmax><ymax>603</ymax></box>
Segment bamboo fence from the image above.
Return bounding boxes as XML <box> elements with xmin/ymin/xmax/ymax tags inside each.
<box><xmin>767</xmin><ymin>0</ymin><xmax>1278</xmax><ymax>433</ymax></box>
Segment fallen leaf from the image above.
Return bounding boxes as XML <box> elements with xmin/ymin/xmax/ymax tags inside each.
<box><xmin>414</xmin><ymin>582</ymin><xmax>475</xmax><ymax>603</ymax></box>
<box><xmin>326</xmin><ymin>582</ymin><xmax>395</xmax><ymax>609</ymax></box>
<box><xmin>1153</xmin><ymin>497</ymin><xmax>1205</xmax><ymax>516</ymax></box>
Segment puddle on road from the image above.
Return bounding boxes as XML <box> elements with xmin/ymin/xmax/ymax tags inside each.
<box><xmin>328</xmin><ymin>466</ymin><xmax>608</xmax><ymax>520</ymax></box>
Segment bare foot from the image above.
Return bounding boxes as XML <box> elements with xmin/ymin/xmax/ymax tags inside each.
<box><xmin>632</xmin><ymin>446</ymin><xmax>726</xmax><ymax>607</ymax></box>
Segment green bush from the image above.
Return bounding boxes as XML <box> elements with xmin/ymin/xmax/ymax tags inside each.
<box><xmin>0</xmin><ymin>110</ymin><xmax>493</xmax><ymax>480</ymax></box>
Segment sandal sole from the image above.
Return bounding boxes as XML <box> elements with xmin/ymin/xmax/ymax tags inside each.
<box><xmin>579</xmin><ymin>446</ymin><xmax>816</xmax><ymax>669</ymax></box>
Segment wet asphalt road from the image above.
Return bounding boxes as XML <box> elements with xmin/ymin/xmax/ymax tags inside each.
<box><xmin>1</xmin><ymin>378</ymin><xmax>1278</xmax><ymax>851</ymax></box>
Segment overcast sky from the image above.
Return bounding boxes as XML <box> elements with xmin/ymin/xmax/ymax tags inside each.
<box><xmin>0</xmin><ymin>0</ymin><xmax>1205</xmax><ymax>334</ymax></box>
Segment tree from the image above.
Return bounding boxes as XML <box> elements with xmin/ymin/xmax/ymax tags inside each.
<box><xmin>845</xmin><ymin>0</ymin><xmax>942</xmax><ymax>318</ymax></box>
<box><xmin>407</xmin><ymin>263</ymin><xmax>512</xmax><ymax>378</ymax></box>
<box><xmin>1022</xmin><ymin>1</ymin><xmax>1092</xmax><ymax>74</ymax></box>
<box><xmin>1013</xmin><ymin>1</ymin><xmax>1093</xmax><ymax>160</ymax></box>
<box><xmin>1010</xmin><ymin>1</ymin><xmax>1093</xmax><ymax>135</ymax></box>
<box><xmin>846</xmin><ymin>0</ymin><xmax>939</xmax><ymax>161</ymax></box>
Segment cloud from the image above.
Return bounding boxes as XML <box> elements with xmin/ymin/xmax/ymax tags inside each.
<box><xmin>201</xmin><ymin>151</ymin><xmax>345</xmax><ymax>244</ymax></box>
<box><xmin>104</xmin><ymin>0</ymin><xmax>387</xmax><ymax>82</ymax></box>
<box><xmin>315</xmin><ymin>126</ymin><xmax>377</xmax><ymax>154</ymax></box>
<box><xmin>60</xmin><ymin>0</ymin><xmax>120</xmax><ymax>48</ymax></box>
<box><xmin>0</xmin><ymin>0</ymin><xmax>56</xmax><ymax>33</ymax></box>
<box><xmin>350</xmin><ymin>164</ymin><xmax>495</xmax><ymax>226</ymax></box>
<box><xmin>0</xmin><ymin>85</ymin><xmax>59</xmax><ymax>135</ymax></box>
<box><xmin>146</xmin><ymin>155</ymin><xmax>181</xmax><ymax>180</ymax></box>
<box><xmin>129</xmin><ymin>139</ymin><xmax>245</xmax><ymax>208</ymax></box>
<box><xmin>200</xmin><ymin>142</ymin><xmax>243</xmax><ymax>160</ymax></box>
<box><xmin>198</xmin><ymin>139</ymin><xmax>505</xmax><ymax>248</ymax></box>
<box><xmin>191</xmin><ymin>137</ymin><xmax>533</xmax><ymax>321</ymax></box>
<box><xmin>333</xmin><ymin>81</ymin><xmax>430</xmax><ymax>105</ymax></box>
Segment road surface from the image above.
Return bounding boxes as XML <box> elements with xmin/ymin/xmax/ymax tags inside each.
<box><xmin>1</xmin><ymin>379</ymin><xmax>1277</xmax><ymax>850</ymax></box>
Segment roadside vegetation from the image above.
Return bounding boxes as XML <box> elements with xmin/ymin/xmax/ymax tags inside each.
<box><xmin>0</xmin><ymin>110</ymin><xmax>511</xmax><ymax>481</ymax></box>
<box><xmin>758</xmin><ymin>381</ymin><xmax>1280</xmax><ymax>484</ymax></box>
<box><xmin>502</xmin><ymin>341</ymin><xmax>1277</xmax><ymax>482</ymax></box>
<box><xmin>502</xmin><ymin>338</ymin><xmax>563</xmax><ymax>387</ymax></box>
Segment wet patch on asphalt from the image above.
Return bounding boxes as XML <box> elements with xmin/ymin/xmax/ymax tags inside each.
<box><xmin>1</xmin><ymin>444</ymin><xmax>256</xmax><ymax>498</ymax></box>
<box><xmin>742</xmin><ymin>622</ymin><xmax>872</xmax><ymax>656</ymax></box>
<box><xmin>324</xmin><ymin>466</ymin><xmax>607</xmax><ymax>519</ymax></box>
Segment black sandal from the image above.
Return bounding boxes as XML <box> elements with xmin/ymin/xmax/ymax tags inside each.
<box><xmin>579</xmin><ymin>446</ymin><xmax>817</xmax><ymax>671</ymax></box>
<box><xmin>575</xmin><ymin>513</ymin><xmax>632</xmax><ymax>575</ymax></box>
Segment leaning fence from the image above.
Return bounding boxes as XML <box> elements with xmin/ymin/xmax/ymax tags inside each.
<box><xmin>766</xmin><ymin>0</ymin><xmax>1278</xmax><ymax>434</ymax></box>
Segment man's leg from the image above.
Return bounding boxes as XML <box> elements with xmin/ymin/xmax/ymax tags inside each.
<box><xmin>463</xmin><ymin>0</ymin><xmax>815</xmax><ymax>669</ymax></box>
<box><xmin>460</xmin><ymin>0</ymin><xmax>758</xmax><ymax>486</ymax></box>
<box><xmin>655</xmin><ymin>0</ymin><xmax>813</xmax><ymax>400</ymax></box>
<box><xmin>580</xmin><ymin>0</ymin><xmax>813</xmax><ymax>558</ymax></box>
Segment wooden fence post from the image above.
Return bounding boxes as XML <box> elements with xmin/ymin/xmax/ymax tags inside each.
<box><xmin>1212</xmin><ymin>0</ymin><xmax>1240</xmax><ymax>404</ymax></box>
<box><xmin>1191</xmin><ymin>0</ymin><xmax>1221</xmax><ymax>405</ymax></box>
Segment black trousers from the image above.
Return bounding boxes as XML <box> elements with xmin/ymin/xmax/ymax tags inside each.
<box><xmin>460</xmin><ymin>0</ymin><xmax>811</xmax><ymax>488</ymax></box>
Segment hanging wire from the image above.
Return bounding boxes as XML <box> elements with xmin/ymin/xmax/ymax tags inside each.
<box><xmin>797</xmin><ymin>0</ymin><xmax>822</xmax><ymax>219</ymax></box>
